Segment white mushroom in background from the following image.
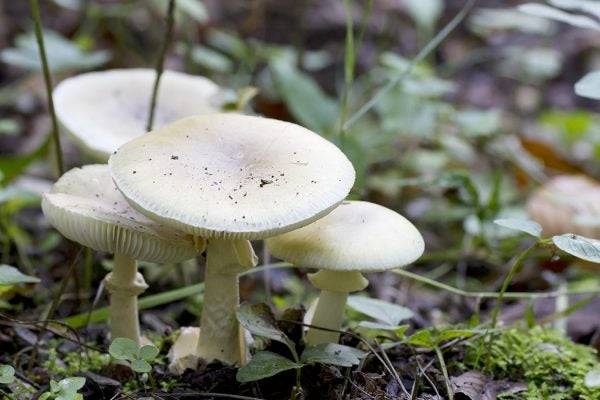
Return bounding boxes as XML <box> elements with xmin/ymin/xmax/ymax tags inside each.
<box><xmin>267</xmin><ymin>200</ymin><xmax>424</xmax><ymax>346</ymax></box>
<box><xmin>109</xmin><ymin>113</ymin><xmax>355</xmax><ymax>366</ymax></box>
<box><xmin>41</xmin><ymin>164</ymin><xmax>200</xmax><ymax>346</ymax></box>
<box><xmin>53</xmin><ymin>69</ymin><xmax>226</xmax><ymax>161</ymax></box>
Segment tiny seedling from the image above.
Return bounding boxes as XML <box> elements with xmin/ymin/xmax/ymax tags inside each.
<box><xmin>0</xmin><ymin>364</ymin><xmax>15</xmax><ymax>384</ymax></box>
<box><xmin>39</xmin><ymin>377</ymin><xmax>86</xmax><ymax>400</ymax></box>
<box><xmin>235</xmin><ymin>303</ymin><xmax>365</xmax><ymax>390</ymax></box>
<box><xmin>109</xmin><ymin>337</ymin><xmax>159</xmax><ymax>373</ymax></box>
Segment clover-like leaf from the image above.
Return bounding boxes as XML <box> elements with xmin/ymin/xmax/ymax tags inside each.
<box><xmin>0</xmin><ymin>265</ymin><xmax>40</xmax><ymax>285</ymax></box>
<box><xmin>109</xmin><ymin>337</ymin><xmax>138</xmax><ymax>361</ymax></box>
<box><xmin>553</xmin><ymin>234</ymin><xmax>600</xmax><ymax>263</ymax></box>
<box><xmin>0</xmin><ymin>364</ymin><xmax>15</xmax><ymax>384</ymax></box>
<box><xmin>237</xmin><ymin>303</ymin><xmax>291</xmax><ymax>346</ymax></box>
<box><xmin>131</xmin><ymin>359</ymin><xmax>152</xmax><ymax>374</ymax></box>
<box><xmin>493</xmin><ymin>218</ymin><xmax>542</xmax><ymax>238</ymax></box>
<box><xmin>347</xmin><ymin>296</ymin><xmax>414</xmax><ymax>327</ymax></box>
<box><xmin>138</xmin><ymin>345</ymin><xmax>159</xmax><ymax>361</ymax></box>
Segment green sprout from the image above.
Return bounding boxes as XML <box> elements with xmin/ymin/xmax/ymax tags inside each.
<box><xmin>109</xmin><ymin>337</ymin><xmax>159</xmax><ymax>374</ymax></box>
<box><xmin>0</xmin><ymin>365</ymin><xmax>15</xmax><ymax>385</ymax></box>
<box><xmin>39</xmin><ymin>377</ymin><xmax>86</xmax><ymax>400</ymax></box>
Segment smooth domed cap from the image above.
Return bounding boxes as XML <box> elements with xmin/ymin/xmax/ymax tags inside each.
<box><xmin>109</xmin><ymin>114</ymin><xmax>355</xmax><ymax>240</ymax></box>
<box><xmin>267</xmin><ymin>201</ymin><xmax>424</xmax><ymax>271</ymax></box>
<box><xmin>42</xmin><ymin>164</ymin><xmax>197</xmax><ymax>263</ymax></box>
<box><xmin>53</xmin><ymin>69</ymin><xmax>225</xmax><ymax>161</ymax></box>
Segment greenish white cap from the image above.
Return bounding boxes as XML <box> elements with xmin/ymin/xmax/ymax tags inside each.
<box><xmin>53</xmin><ymin>69</ymin><xmax>225</xmax><ymax>160</ymax></box>
<box><xmin>109</xmin><ymin>114</ymin><xmax>356</xmax><ymax>240</ymax></box>
<box><xmin>42</xmin><ymin>164</ymin><xmax>197</xmax><ymax>263</ymax></box>
<box><xmin>267</xmin><ymin>200</ymin><xmax>425</xmax><ymax>271</ymax></box>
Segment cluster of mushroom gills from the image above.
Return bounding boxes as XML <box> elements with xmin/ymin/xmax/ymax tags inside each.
<box><xmin>267</xmin><ymin>201</ymin><xmax>425</xmax><ymax>345</ymax></box>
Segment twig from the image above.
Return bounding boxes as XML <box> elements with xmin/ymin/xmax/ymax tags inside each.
<box><xmin>29</xmin><ymin>0</ymin><xmax>64</xmax><ymax>176</ymax></box>
<box><xmin>146</xmin><ymin>0</ymin><xmax>177</xmax><ymax>132</ymax></box>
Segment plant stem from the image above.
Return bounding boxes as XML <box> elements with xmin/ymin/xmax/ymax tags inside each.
<box><xmin>29</xmin><ymin>0</ymin><xmax>64</xmax><ymax>177</ymax></box>
<box><xmin>146</xmin><ymin>0</ymin><xmax>176</xmax><ymax>132</ymax></box>
<box><xmin>435</xmin><ymin>346</ymin><xmax>453</xmax><ymax>400</ymax></box>
<box><xmin>343</xmin><ymin>0</ymin><xmax>477</xmax><ymax>131</ymax></box>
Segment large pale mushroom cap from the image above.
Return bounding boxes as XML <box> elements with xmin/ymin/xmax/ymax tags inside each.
<box><xmin>267</xmin><ymin>201</ymin><xmax>424</xmax><ymax>271</ymax></box>
<box><xmin>42</xmin><ymin>164</ymin><xmax>197</xmax><ymax>263</ymax></box>
<box><xmin>109</xmin><ymin>114</ymin><xmax>355</xmax><ymax>239</ymax></box>
<box><xmin>53</xmin><ymin>69</ymin><xmax>225</xmax><ymax>160</ymax></box>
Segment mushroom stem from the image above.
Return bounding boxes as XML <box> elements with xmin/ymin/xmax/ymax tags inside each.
<box><xmin>305</xmin><ymin>289</ymin><xmax>349</xmax><ymax>345</ymax></box>
<box><xmin>305</xmin><ymin>270</ymin><xmax>369</xmax><ymax>346</ymax></box>
<box><xmin>104</xmin><ymin>252</ymin><xmax>148</xmax><ymax>346</ymax></box>
<box><xmin>196</xmin><ymin>239</ymin><xmax>257</xmax><ymax>365</ymax></box>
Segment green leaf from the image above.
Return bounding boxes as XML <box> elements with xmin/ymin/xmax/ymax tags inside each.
<box><xmin>130</xmin><ymin>359</ymin><xmax>151</xmax><ymax>373</ymax></box>
<box><xmin>358</xmin><ymin>321</ymin><xmax>409</xmax><ymax>332</ymax></box>
<box><xmin>518</xmin><ymin>3</ymin><xmax>600</xmax><ymax>30</ymax></box>
<box><xmin>269</xmin><ymin>58</ymin><xmax>339</xmax><ymax>135</ymax></box>
<box><xmin>575</xmin><ymin>71</ymin><xmax>600</xmax><ymax>100</ymax></box>
<box><xmin>109</xmin><ymin>337</ymin><xmax>138</xmax><ymax>361</ymax></box>
<box><xmin>236</xmin><ymin>303</ymin><xmax>290</xmax><ymax>346</ymax></box>
<box><xmin>0</xmin><ymin>364</ymin><xmax>15</xmax><ymax>384</ymax></box>
<box><xmin>236</xmin><ymin>351</ymin><xmax>303</xmax><ymax>383</ymax></box>
<box><xmin>553</xmin><ymin>234</ymin><xmax>600</xmax><ymax>263</ymax></box>
<box><xmin>56</xmin><ymin>376</ymin><xmax>86</xmax><ymax>393</ymax></box>
<box><xmin>404</xmin><ymin>0</ymin><xmax>444</xmax><ymax>29</ymax></box>
<box><xmin>0</xmin><ymin>135</ymin><xmax>50</xmax><ymax>185</ymax></box>
<box><xmin>0</xmin><ymin>30</ymin><xmax>109</xmax><ymax>72</ymax></box>
<box><xmin>493</xmin><ymin>218</ymin><xmax>543</xmax><ymax>238</ymax></box>
<box><xmin>406</xmin><ymin>330</ymin><xmax>435</xmax><ymax>348</ymax></box>
<box><xmin>138</xmin><ymin>344</ymin><xmax>159</xmax><ymax>361</ymax></box>
<box><xmin>301</xmin><ymin>343</ymin><xmax>365</xmax><ymax>367</ymax></box>
<box><xmin>0</xmin><ymin>265</ymin><xmax>39</xmax><ymax>285</ymax></box>
<box><xmin>436</xmin><ymin>329</ymin><xmax>481</xmax><ymax>342</ymax></box>
<box><xmin>347</xmin><ymin>296</ymin><xmax>414</xmax><ymax>327</ymax></box>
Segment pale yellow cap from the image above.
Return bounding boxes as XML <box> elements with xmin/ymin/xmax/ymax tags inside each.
<box><xmin>53</xmin><ymin>69</ymin><xmax>225</xmax><ymax>160</ymax></box>
<box><xmin>267</xmin><ymin>201</ymin><xmax>424</xmax><ymax>271</ymax></box>
<box><xmin>109</xmin><ymin>114</ymin><xmax>356</xmax><ymax>239</ymax></box>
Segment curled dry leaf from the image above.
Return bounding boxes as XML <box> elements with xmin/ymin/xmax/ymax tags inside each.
<box><xmin>451</xmin><ymin>371</ymin><xmax>527</xmax><ymax>400</ymax></box>
<box><xmin>527</xmin><ymin>175</ymin><xmax>600</xmax><ymax>238</ymax></box>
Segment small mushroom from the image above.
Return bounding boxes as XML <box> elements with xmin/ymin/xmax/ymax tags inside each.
<box><xmin>267</xmin><ymin>201</ymin><xmax>424</xmax><ymax>345</ymax></box>
<box><xmin>53</xmin><ymin>68</ymin><xmax>226</xmax><ymax>161</ymax></box>
<box><xmin>109</xmin><ymin>113</ymin><xmax>355</xmax><ymax>366</ymax></box>
<box><xmin>41</xmin><ymin>164</ymin><xmax>200</xmax><ymax>345</ymax></box>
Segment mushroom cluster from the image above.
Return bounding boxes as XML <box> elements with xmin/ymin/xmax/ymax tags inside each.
<box><xmin>108</xmin><ymin>113</ymin><xmax>356</xmax><ymax>366</ymax></box>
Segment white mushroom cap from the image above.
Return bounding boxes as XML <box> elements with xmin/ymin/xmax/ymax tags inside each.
<box><xmin>267</xmin><ymin>201</ymin><xmax>424</xmax><ymax>271</ymax></box>
<box><xmin>53</xmin><ymin>69</ymin><xmax>226</xmax><ymax>160</ymax></box>
<box><xmin>109</xmin><ymin>114</ymin><xmax>356</xmax><ymax>240</ymax></box>
<box><xmin>41</xmin><ymin>164</ymin><xmax>197</xmax><ymax>263</ymax></box>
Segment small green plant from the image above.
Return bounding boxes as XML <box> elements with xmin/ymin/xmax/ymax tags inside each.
<box><xmin>0</xmin><ymin>364</ymin><xmax>15</xmax><ymax>384</ymax></box>
<box><xmin>39</xmin><ymin>377</ymin><xmax>86</xmax><ymax>400</ymax></box>
<box><xmin>108</xmin><ymin>337</ymin><xmax>159</xmax><ymax>374</ymax></box>
<box><xmin>235</xmin><ymin>303</ymin><xmax>365</xmax><ymax>397</ymax></box>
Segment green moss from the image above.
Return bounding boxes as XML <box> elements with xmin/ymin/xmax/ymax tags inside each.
<box><xmin>460</xmin><ymin>326</ymin><xmax>600</xmax><ymax>399</ymax></box>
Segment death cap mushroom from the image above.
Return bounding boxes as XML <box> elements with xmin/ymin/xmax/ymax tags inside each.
<box><xmin>42</xmin><ymin>164</ymin><xmax>198</xmax><ymax>344</ymax></box>
<box><xmin>267</xmin><ymin>200</ymin><xmax>424</xmax><ymax>345</ymax></box>
<box><xmin>53</xmin><ymin>69</ymin><xmax>226</xmax><ymax>161</ymax></box>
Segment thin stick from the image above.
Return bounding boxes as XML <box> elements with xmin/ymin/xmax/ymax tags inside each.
<box><xmin>29</xmin><ymin>0</ymin><xmax>64</xmax><ymax>176</ymax></box>
<box><xmin>146</xmin><ymin>0</ymin><xmax>176</xmax><ymax>132</ymax></box>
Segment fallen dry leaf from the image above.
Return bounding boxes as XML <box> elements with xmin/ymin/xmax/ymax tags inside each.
<box><xmin>451</xmin><ymin>371</ymin><xmax>527</xmax><ymax>400</ymax></box>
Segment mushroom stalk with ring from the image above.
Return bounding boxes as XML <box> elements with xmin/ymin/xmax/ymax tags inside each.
<box><xmin>196</xmin><ymin>239</ymin><xmax>257</xmax><ymax>365</ymax></box>
<box><xmin>103</xmin><ymin>253</ymin><xmax>149</xmax><ymax>346</ymax></box>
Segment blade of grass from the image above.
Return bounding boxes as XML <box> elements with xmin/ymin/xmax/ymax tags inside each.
<box><xmin>343</xmin><ymin>0</ymin><xmax>477</xmax><ymax>131</ymax></box>
<box><xmin>29</xmin><ymin>0</ymin><xmax>63</xmax><ymax>177</ymax></box>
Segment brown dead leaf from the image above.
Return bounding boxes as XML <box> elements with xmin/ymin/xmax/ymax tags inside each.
<box><xmin>451</xmin><ymin>371</ymin><xmax>527</xmax><ymax>400</ymax></box>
